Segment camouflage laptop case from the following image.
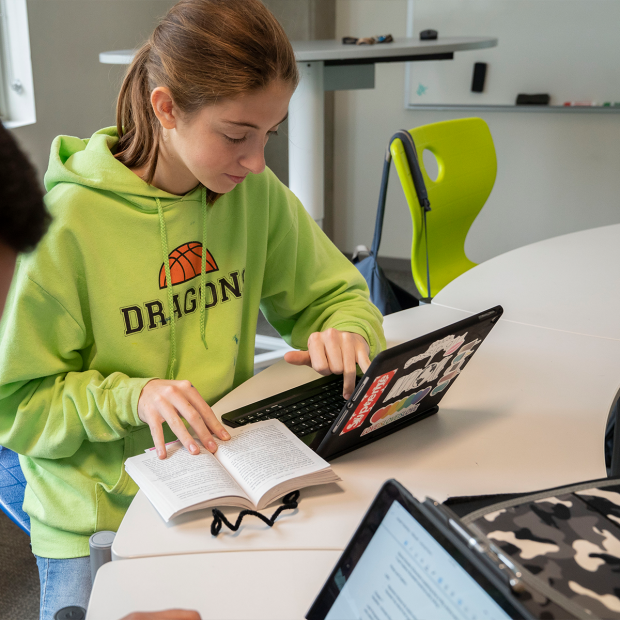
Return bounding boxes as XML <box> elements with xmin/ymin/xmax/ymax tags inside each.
<box><xmin>458</xmin><ymin>477</ymin><xmax>620</xmax><ymax>620</ymax></box>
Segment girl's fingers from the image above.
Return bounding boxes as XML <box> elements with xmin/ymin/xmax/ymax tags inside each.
<box><xmin>356</xmin><ymin>345</ymin><xmax>372</xmax><ymax>374</ymax></box>
<box><xmin>156</xmin><ymin>399</ymin><xmax>203</xmax><ymax>455</ymax></box>
<box><xmin>146</xmin><ymin>410</ymin><xmax>167</xmax><ymax>460</ymax></box>
<box><xmin>138</xmin><ymin>379</ymin><xmax>228</xmax><ymax>456</ymax></box>
<box><xmin>288</xmin><ymin>331</ymin><xmax>372</xmax><ymax>398</ymax></box>
<box><xmin>341</xmin><ymin>336</ymin><xmax>358</xmax><ymax>400</ymax></box>
<box><xmin>323</xmin><ymin>330</ymin><xmax>344</xmax><ymax>376</ymax></box>
<box><xmin>308</xmin><ymin>333</ymin><xmax>330</xmax><ymax>376</ymax></box>
<box><xmin>284</xmin><ymin>350</ymin><xmax>312</xmax><ymax>366</ymax></box>
<box><xmin>171</xmin><ymin>395</ymin><xmax>218</xmax><ymax>453</ymax></box>
<box><xmin>185</xmin><ymin>387</ymin><xmax>230</xmax><ymax>441</ymax></box>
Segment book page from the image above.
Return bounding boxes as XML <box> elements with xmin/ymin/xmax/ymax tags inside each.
<box><xmin>214</xmin><ymin>419</ymin><xmax>333</xmax><ymax>506</ymax></box>
<box><xmin>126</xmin><ymin>442</ymin><xmax>249</xmax><ymax>518</ymax></box>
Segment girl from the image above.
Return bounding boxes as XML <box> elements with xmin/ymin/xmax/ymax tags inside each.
<box><xmin>0</xmin><ymin>1</ymin><xmax>385</xmax><ymax>617</ymax></box>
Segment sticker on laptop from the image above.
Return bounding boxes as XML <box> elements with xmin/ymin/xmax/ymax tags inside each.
<box><xmin>340</xmin><ymin>370</ymin><xmax>396</xmax><ymax>435</ymax></box>
<box><xmin>431</xmin><ymin>338</ymin><xmax>481</xmax><ymax>396</ymax></box>
<box><xmin>403</xmin><ymin>333</ymin><xmax>468</xmax><ymax>369</ymax></box>
<box><xmin>359</xmin><ymin>335</ymin><xmax>485</xmax><ymax>436</ymax></box>
<box><xmin>361</xmin><ymin>387</ymin><xmax>432</xmax><ymax>436</ymax></box>
<box><xmin>383</xmin><ymin>355</ymin><xmax>453</xmax><ymax>402</ymax></box>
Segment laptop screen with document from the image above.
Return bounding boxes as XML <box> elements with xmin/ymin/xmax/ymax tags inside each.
<box><xmin>325</xmin><ymin>500</ymin><xmax>514</xmax><ymax>620</ymax></box>
<box><xmin>307</xmin><ymin>480</ymin><xmax>532</xmax><ymax>620</ymax></box>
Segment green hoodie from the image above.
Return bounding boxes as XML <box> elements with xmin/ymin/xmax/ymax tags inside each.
<box><xmin>0</xmin><ymin>127</ymin><xmax>385</xmax><ymax>558</ymax></box>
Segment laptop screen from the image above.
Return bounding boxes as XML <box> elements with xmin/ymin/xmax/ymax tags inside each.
<box><xmin>325</xmin><ymin>500</ymin><xmax>515</xmax><ymax>620</ymax></box>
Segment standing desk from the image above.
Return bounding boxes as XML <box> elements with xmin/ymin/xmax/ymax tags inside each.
<box><xmin>433</xmin><ymin>224</ymin><xmax>620</xmax><ymax>340</ymax></box>
<box><xmin>100</xmin><ymin>36</ymin><xmax>497</xmax><ymax>227</ymax></box>
<box><xmin>111</xmin><ymin>303</ymin><xmax>618</xmax><ymax>562</ymax></box>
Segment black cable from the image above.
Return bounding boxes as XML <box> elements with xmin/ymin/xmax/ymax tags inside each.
<box><xmin>210</xmin><ymin>491</ymin><xmax>300</xmax><ymax>536</ymax></box>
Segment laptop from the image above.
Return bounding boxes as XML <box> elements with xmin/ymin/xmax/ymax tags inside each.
<box><xmin>306</xmin><ymin>480</ymin><xmax>584</xmax><ymax>620</ymax></box>
<box><xmin>223</xmin><ymin>306</ymin><xmax>503</xmax><ymax>461</ymax></box>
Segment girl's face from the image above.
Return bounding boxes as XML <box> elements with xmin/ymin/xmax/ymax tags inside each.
<box><xmin>151</xmin><ymin>80</ymin><xmax>294</xmax><ymax>195</ymax></box>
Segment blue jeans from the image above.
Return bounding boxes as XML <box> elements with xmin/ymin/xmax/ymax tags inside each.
<box><xmin>35</xmin><ymin>555</ymin><xmax>92</xmax><ymax>620</ymax></box>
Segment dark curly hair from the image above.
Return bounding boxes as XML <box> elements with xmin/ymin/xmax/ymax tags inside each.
<box><xmin>0</xmin><ymin>124</ymin><xmax>50</xmax><ymax>253</ymax></box>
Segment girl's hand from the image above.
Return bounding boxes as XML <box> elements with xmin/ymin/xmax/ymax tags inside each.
<box><xmin>284</xmin><ymin>329</ymin><xmax>371</xmax><ymax>400</ymax></box>
<box><xmin>138</xmin><ymin>379</ymin><xmax>230</xmax><ymax>459</ymax></box>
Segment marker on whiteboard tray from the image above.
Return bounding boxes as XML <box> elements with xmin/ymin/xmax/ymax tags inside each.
<box><xmin>603</xmin><ymin>102</ymin><xmax>620</xmax><ymax>107</ymax></box>
<box><xmin>563</xmin><ymin>101</ymin><xmax>598</xmax><ymax>107</ymax></box>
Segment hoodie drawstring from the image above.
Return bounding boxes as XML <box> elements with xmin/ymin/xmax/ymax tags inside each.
<box><xmin>199</xmin><ymin>187</ymin><xmax>209</xmax><ymax>351</ymax></box>
<box><xmin>156</xmin><ymin>187</ymin><xmax>209</xmax><ymax>380</ymax></box>
<box><xmin>156</xmin><ymin>197</ymin><xmax>178</xmax><ymax>380</ymax></box>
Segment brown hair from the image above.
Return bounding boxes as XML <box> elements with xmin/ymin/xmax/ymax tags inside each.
<box><xmin>115</xmin><ymin>0</ymin><xmax>299</xmax><ymax>194</ymax></box>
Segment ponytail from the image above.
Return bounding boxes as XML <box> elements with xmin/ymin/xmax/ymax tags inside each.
<box><xmin>115</xmin><ymin>44</ymin><xmax>160</xmax><ymax>183</ymax></box>
<box><xmin>113</xmin><ymin>0</ymin><xmax>299</xmax><ymax>191</ymax></box>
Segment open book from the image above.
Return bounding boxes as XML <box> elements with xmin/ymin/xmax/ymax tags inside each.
<box><xmin>125</xmin><ymin>419</ymin><xmax>341</xmax><ymax>522</ymax></box>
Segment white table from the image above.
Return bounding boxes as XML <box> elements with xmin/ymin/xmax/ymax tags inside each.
<box><xmin>89</xmin><ymin>225</ymin><xmax>620</xmax><ymax>619</ymax></box>
<box><xmin>100</xmin><ymin>36</ymin><xmax>497</xmax><ymax>227</ymax></box>
<box><xmin>99</xmin><ymin>37</ymin><xmax>497</xmax><ymax>67</ymax></box>
<box><xmin>433</xmin><ymin>224</ymin><xmax>620</xmax><ymax>340</ymax></box>
<box><xmin>111</xmin><ymin>303</ymin><xmax>618</xmax><ymax>561</ymax></box>
<box><xmin>87</xmin><ymin>549</ymin><xmax>340</xmax><ymax>620</ymax></box>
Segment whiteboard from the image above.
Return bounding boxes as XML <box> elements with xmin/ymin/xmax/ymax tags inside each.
<box><xmin>407</xmin><ymin>0</ymin><xmax>620</xmax><ymax>108</ymax></box>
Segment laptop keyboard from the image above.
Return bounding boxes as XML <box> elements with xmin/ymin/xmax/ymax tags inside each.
<box><xmin>233</xmin><ymin>380</ymin><xmax>348</xmax><ymax>437</ymax></box>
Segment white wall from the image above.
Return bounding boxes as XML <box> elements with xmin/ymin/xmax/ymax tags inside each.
<box><xmin>334</xmin><ymin>0</ymin><xmax>620</xmax><ymax>263</ymax></box>
<box><xmin>13</xmin><ymin>0</ymin><xmax>335</xmax><ymax>195</ymax></box>
<box><xmin>12</xmin><ymin>0</ymin><xmax>177</xmax><ymax>179</ymax></box>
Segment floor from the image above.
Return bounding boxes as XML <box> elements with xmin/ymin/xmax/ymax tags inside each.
<box><xmin>0</xmin><ymin>266</ymin><xmax>417</xmax><ymax>620</ymax></box>
<box><xmin>0</xmin><ymin>514</ymin><xmax>38</xmax><ymax>619</ymax></box>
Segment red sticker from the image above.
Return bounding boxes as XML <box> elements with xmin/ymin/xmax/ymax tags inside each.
<box><xmin>340</xmin><ymin>370</ymin><xmax>396</xmax><ymax>435</ymax></box>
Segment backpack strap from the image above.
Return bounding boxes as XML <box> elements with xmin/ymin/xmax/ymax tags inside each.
<box><xmin>369</xmin><ymin>148</ymin><xmax>392</xmax><ymax>257</ymax></box>
<box><xmin>369</xmin><ymin>130</ymin><xmax>432</xmax><ymax>302</ymax></box>
<box><xmin>388</xmin><ymin>131</ymin><xmax>433</xmax><ymax>302</ymax></box>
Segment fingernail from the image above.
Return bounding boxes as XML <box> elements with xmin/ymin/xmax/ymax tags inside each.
<box><xmin>208</xmin><ymin>441</ymin><xmax>218</xmax><ymax>452</ymax></box>
<box><xmin>344</xmin><ymin>393</ymin><xmax>351</xmax><ymax>400</ymax></box>
<box><xmin>220</xmin><ymin>430</ymin><xmax>230</xmax><ymax>440</ymax></box>
<box><xmin>157</xmin><ymin>449</ymin><xmax>166</xmax><ymax>459</ymax></box>
<box><xmin>189</xmin><ymin>443</ymin><xmax>199</xmax><ymax>454</ymax></box>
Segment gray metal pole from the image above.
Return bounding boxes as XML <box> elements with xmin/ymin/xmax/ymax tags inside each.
<box><xmin>89</xmin><ymin>530</ymin><xmax>116</xmax><ymax>584</ymax></box>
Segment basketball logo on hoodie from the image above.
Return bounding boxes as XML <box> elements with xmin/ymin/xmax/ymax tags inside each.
<box><xmin>159</xmin><ymin>242</ymin><xmax>218</xmax><ymax>289</ymax></box>
<box><xmin>120</xmin><ymin>242</ymin><xmax>244</xmax><ymax>337</ymax></box>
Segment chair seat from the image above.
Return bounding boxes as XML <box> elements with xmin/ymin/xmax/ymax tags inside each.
<box><xmin>0</xmin><ymin>446</ymin><xmax>30</xmax><ymax>534</ymax></box>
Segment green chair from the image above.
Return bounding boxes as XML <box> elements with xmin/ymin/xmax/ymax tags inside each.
<box><xmin>390</xmin><ymin>118</ymin><xmax>497</xmax><ymax>299</ymax></box>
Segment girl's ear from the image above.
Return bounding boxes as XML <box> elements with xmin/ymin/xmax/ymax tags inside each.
<box><xmin>151</xmin><ymin>87</ymin><xmax>177</xmax><ymax>130</ymax></box>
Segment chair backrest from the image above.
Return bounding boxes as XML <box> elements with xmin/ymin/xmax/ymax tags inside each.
<box><xmin>390</xmin><ymin>118</ymin><xmax>497</xmax><ymax>299</ymax></box>
<box><xmin>0</xmin><ymin>446</ymin><xmax>30</xmax><ymax>534</ymax></box>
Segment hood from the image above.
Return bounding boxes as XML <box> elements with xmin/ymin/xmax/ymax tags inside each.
<box><xmin>44</xmin><ymin>126</ymin><xmax>199</xmax><ymax>210</ymax></box>
<box><xmin>44</xmin><ymin>126</ymin><xmax>210</xmax><ymax>378</ymax></box>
